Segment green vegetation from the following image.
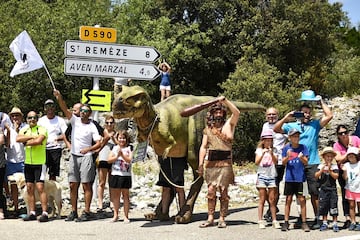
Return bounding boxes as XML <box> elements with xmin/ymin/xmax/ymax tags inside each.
<box><xmin>0</xmin><ymin>0</ymin><xmax>359</xmax><ymax>161</ymax></box>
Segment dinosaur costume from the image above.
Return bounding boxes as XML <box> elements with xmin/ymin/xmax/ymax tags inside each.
<box><xmin>112</xmin><ymin>85</ymin><xmax>265</xmax><ymax>223</ymax></box>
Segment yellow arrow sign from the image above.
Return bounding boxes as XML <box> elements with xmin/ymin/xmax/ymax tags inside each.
<box><xmin>81</xmin><ymin>89</ymin><xmax>112</xmax><ymax>112</ymax></box>
<box><xmin>79</xmin><ymin>26</ymin><xmax>117</xmax><ymax>43</ymax></box>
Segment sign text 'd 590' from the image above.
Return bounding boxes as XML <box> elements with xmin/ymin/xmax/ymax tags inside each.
<box><xmin>64</xmin><ymin>58</ymin><xmax>160</xmax><ymax>80</ymax></box>
<box><xmin>79</xmin><ymin>26</ymin><xmax>117</xmax><ymax>43</ymax></box>
<box><xmin>65</xmin><ymin>40</ymin><xmax>160</xmax><ymax>62</ymax></box>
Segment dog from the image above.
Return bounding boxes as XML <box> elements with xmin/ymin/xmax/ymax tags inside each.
<box><xmin>8</xmin><ymin>172</ymin><xmax>62</xmax><ymax>219</ymax></box>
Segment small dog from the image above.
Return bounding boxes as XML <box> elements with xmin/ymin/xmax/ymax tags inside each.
<box><xmin>8</xmin><ymin>172</ymin><xmax>62</xmax><ymax>219</ymax></box>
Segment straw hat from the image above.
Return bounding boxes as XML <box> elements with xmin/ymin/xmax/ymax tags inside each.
<box><xmin>321</xmin><ymin>147</ymin><xmax>336</xmax><ymax>158</ymax></box>
<box><xmin>8</xmin><ymin>107</ymin><xmax>23</xmax><ymax>116</ymax></box>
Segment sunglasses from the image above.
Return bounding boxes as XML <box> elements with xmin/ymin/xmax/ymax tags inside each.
<box><xmin>105</xmin><ymin>121</ymin><xmax>114</xmax><ymax>125</ymax></box>
<box><xmin>80</xmin><ymin>108</ymin><xmax>90</xmax><ymax>113</ymax></box>
<box><xmin>27</xmin><ymin>116</ymin><xmax>37</xmax><ymax>120</ymax></box>
<box><xmin>338</xmin><ymin>131</ymin><xmax>348</xmax><ymax>136</ymax></box>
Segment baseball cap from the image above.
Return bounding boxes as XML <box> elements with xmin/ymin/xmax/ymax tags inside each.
<box><xmin>44</xmin><ymin>99</ymin><xmax>54</xmax><ymax>105</ymax></box>
<box><xmin>288</xmin><ymin>128</ymin><xmax>300</xmax><ymax>136</ymax></box>
<box><xmin>8</xmin><ymin>107</ymin><xmax>23</xmax><ymax>116</ymax></box>
<box><xmin>346</xmin><ymin>147</ymin><xmax>359</xmax><ymax>156</ymax></box>
<box><xmin>297</xmin><ymin>90</ymin><xmax>321</xmax><ymax>101</ymax></box>
<box><xmin>321</xmin><ymin>147</ymin><xmax>336</xmax><ymax>157</ymax></box>
<box><xmin>260</xmin><ymin>129</ymin><xmax>273</xmax><ymax>139</ymax></box>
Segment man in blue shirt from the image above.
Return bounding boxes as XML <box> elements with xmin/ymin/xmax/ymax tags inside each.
<box><xmin>274</xmin><ymin>95</ymin><xmax>333</xmax><ymax>229</ymax></box>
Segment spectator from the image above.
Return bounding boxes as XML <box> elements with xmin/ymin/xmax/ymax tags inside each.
<box><xmin>333</xmin><ymin>124</ymin><xmax>360</xmax><ymax>229</ymax></box>
<box><xmin>281</xmin><ymin>128</ymin><xmax>310</xmax><ymax>232</ymax></box>
<box><xmin>54</xmin><ymin>90</ymin><xmax>101</xmax><ymax>222</ymax></box>
<box><xmin>198</xmin><ymin>96</ymin><xmax>240</xmax><ymax>228</ymax></box>
<box><xmin>274</xmin><ymin>90</ymin><xmax>333</xmax><ymax>229</ymax></box>
<box><xmin>0</xmin><ymin>123</ymin><xmax>6</xmax><ymax>220</ymax></box>
<box><xmin>16</xmin><ymin>111</ymin><xmax>48</xmax><ymax>222</ymax></box>
<box><xmin>107</xmin><ymin>130</ymin><xmax>133</xmax><ymax>223</ymax></box>
<box><xmin>315</xmin><ymin>147</ymin><xmax>339</xmax><ymax>232</ymax></box>
<box><xmin>38</xmin><ymin>99</ymin><xmax>67</xmax><ymax>181</ymax></box>
<box><xmin>255</xmin><ymin>129</ymin><xmax>281</xmax><ymax>229</ymax></box>
<box><xmin>158</xmin><ymin>61</ymin><xmax>171</xmax><ymax>101</ymax></box>
<box><xmin>4</xmin><ymin>107</ymin><xmax>26</xmax><ymax>217</ymax></box>
<box><xmin>262</xmin><ymin>107</ymin><xmax>287</xmax><ymax>222</ymax></box>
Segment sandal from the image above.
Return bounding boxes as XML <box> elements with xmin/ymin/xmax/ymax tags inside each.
<box><xmin>199</xmin><ymin>220</ymin><xmax>215</xmax><ymax>228</ymax></box>
<box><xmin>218</xmin><ymin>220</ymin><xmax>227</xmax><ymax>228</ymax></box>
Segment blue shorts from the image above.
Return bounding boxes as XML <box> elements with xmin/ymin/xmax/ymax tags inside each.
<box><xmin>6</xmin><ymin>162</ymin><xmax>24</xmax><ymax>179</ymax></box>
<box><xmin>256</xmin><ymin>175</ymin><xmax>276</xmax><ymax>188</ymax></box>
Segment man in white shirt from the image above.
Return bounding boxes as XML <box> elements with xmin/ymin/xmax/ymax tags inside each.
<box><xmin>38</xmin><ymin>99</ymin><xmax>67</xmax><ymax>181</ymax></box>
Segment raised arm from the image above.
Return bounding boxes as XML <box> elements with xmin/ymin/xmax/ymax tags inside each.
<box><xmin>319</xmin><ymin>98</ymin><xmax>333</xmax><ymax>128</ymax></box>
<box><xmin>53</xmin><ymin>89</ymin><xmax>72</xmax><ymax>120</ymax></box>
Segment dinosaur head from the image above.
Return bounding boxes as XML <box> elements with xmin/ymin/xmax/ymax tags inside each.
<box><xmin>112</xmin><ymin>85</ymin><xmax>154</xmax><ymax>119</ymax></box>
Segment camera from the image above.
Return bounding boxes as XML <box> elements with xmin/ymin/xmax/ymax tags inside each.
<box><xmin>293</xmin><ymin>111</ymin><xmax>304</xmax><ymax>119</ymax></box>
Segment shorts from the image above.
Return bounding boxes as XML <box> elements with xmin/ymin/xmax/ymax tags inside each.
<box><xmin>159</xmin><ymin>85</ymin><xmax>171</xmax><ymax>91</ymax></box>
<box><xmin>256</xmin><ymin>175</ymin><xmax>276</xmax><ymax>188</ymax></box>
<box><xmin>24</xmin><ymin>164</ymin><xmax>46</xmax><ymax>183</ymax></box>
<box><xmin>156</xmin><ymin>156</ymin><xmax>187</xmax><ymax>188</ymax></box>
<box><xmin>69</xmin><ymin>154</ymin><xmax>96</xmax><ymax>183</ymax></box>
<box><xmin>319</xmin><ymin>188</ymin><xmax>338</xmax><ymax>216</ymax></box>
<box><xmin>46</xmin><ymin>148</ymin><xmax>62</xmax><ymax>177</ymax></box>
<box><xmin>305</xmin><ymin>164</ymin><xmax>319</xmax><ymax>195</ymax></box>
<box><xmin>284</xmin><ymin>182</ymin><xmax>304</xmax><ymax>196</ymax></box>
<box><xmin>98</xmin><ymin>160</ymin><xmax>112</xmax><ymax>170</ymax></box>
<box><xmin>345</xmin><ymin>189</ymin><xmax>360</xmax><ymax>202</ymax></box>
<box><xmin>6</xmin><ymin>161</ymin><xmax>24</xmax><ymax>178</ymax></box>
<box><xmin>109</xmin><ymin>175</ymin><xmax>132</xmax><ymax>189</ymax></box>
<box><xmin>275</xmin><ymin>165</ymin><xmax>285</xmax><ymax>187</ymax></box>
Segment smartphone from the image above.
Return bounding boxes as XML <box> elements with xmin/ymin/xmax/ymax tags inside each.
<box><xmin>293</xmin><ymin>111</ymin><xmax>304</xmax><ymax>118</ymax></box>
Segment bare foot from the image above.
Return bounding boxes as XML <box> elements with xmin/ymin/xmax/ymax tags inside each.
<box><xmin>109</xmin><ymin>217</ymin><xmax>118</xmax><ymax>222</ymax></box>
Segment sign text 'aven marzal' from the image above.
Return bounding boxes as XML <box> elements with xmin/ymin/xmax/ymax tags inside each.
<box><xmin>64</xmin><ymin>58</ymin><xmax>160</xmax><ymax>80</ymax></box>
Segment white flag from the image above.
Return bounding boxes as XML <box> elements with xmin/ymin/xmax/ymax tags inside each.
<box><xmin>9</xmin><ymin>30</ymin><xmax>45</xmax><ymax>77</ymax></box>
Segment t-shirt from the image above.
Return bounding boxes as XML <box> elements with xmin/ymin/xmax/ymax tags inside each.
<box><xmin>38</xmin><ymin>115</ymin><xmax>67</xmax><ymax>150</ymax></box>
<box><xmin>282</xmin><ymin>120</ymin><xmax>321</xmax><ymax>165</ymax></box>
<box><xmin>19</xmin><ymin>125</ymin><xmax>47</xmax><ymax>165</ymax></box>
<box><xmin>70</xmin><ymin>115</ymin><xmax>101</xmax><ymax>156</ymax></box>
<box><xmin>333</xmin><ymin>135</ymin><xmax>360</xmax><ymax>156</ymax></box>
<box><xmin>255</xmin><ymin>148</ymin><xmax>277</xmax><ymax>178</ymax></box>
<box><xmin>111</xmin><ymin>145</ymin><xmax>132</xmax><ymax>176</ymax></box>
<box><xmin>282</xmin><ymin>143</ymin><xmax>309</xmax><ymax>182</ymax></box>
<box><xmin>316</xmin><ymin>163</ymin><xmax>339</xmax><ymax>189</ymax></box>
<box><xmin>262</xmin><ymin>122</ymin><xmax>287</xmax><ymax>165</ymax></box>
<box><xmin>343</xmin><ymin>161</ymin><xmax>360</xmax><ymax>193</ymax></box>
<box><xmin>6</xmin><ymin>126</ymin><xmax>25</xmax><ymax>163</ymax></box>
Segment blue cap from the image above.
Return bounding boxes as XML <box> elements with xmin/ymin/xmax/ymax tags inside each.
<box><xmin>297</xmin><ymin>90</ymin><xmax>321</xmax><ymax>101</ymax></box>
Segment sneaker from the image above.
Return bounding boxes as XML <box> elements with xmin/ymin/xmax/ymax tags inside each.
<box><xmin>349</xmin><ymin>223</ymin><xmax>356</xmax><ymax>231</ymax></box>
<box><xmin>355</xmin><ymin>224</ymin><xmax>360</xmax><ymax>231</ymax></box>
<box><xmin>302</xmin><ymin>223</ymin><xmax>310</xmax><ymax>232</ymax></box>
<box><xmin>65</xmin><ymin>211</ymin><xmax>78</xmax><ymax>222</ymax></box>
<box><xmin>333</xmin><ymin>224</ymin><xmax>339</xmax><ymax>232</ymax></box>
<box><xmin>343</xmin><ymin>220</ymin><xmax>351</xmax><ymax>229</ymax></box>
<box><xmin>272</xmin><ymin>220</ymin><xmax>281</xmax><ymax>229</ymax></box>
<box><xmin>281</xmin><ymin>221</ymin><xmax>289</xmax><ymax>231</ymax></box>
<box><xmin>76</xmin><ymin>211</ymin><xmax>92</xmax><ymax>222</ymax></box>
<box><xmin>320</xmin><ymin>223</ymin><xmax>328</xmax><ymax>231</ymax></box>
<box><xmin>39</xmin><ymin>214</ymin><xmax>48</xmax><ymax>222</ymax></box>
<box><xmin>258</xmin><ymin>220</ymin><xmax>266</xmax><ymax>229</ymax></box>
<box><xmin>312</xmin><ymin>219</ymin><xmax>321</xmax><ymax>230</ymax></box>
<box><xmin>23</xmin><ymin>214</ymin><xmax>37</xmax><ymax>221</ymax></box>
<box><xmin>293</xmin><ymin>217</ymin><xmax>302</xmax><ymax>229</ymax></box>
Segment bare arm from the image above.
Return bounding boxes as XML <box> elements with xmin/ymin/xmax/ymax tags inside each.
<box><xmin>220</xmin><ymin>97</ymin><xmax>240</xmax><ymax>128</ymax></box>
<box><xmin>197</xmin><ymin>134</ymin><xmax>208</xmax><ymax>176</ymax></box>
<box><xmin>53</xmin><ymin>89</ymin><xmax>72</xmax><ymax>120</ymax></box>
<box><xmin>319</xmin><ymin>98</ymin><xmax>333</xmax><ymax>128</ymax></box>
<box><xmin>273</xmin><ymin>111</ymin><xmax>294</xmax><ymax>133</ymax></box>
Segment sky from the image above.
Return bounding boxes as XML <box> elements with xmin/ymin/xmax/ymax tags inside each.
<box><xmin>329</xmin><ymin>0</ymin><xmax>360</xmax><ymax>27</ymax></box>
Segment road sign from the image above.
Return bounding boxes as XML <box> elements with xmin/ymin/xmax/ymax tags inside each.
<box><xmin>64</xmin><ymin>58</ymin><xmax>161</xmax><ymax>80</ymax></box>
<box><xmin>65</xmin><ymin>40</ymin><xmax>161</xmax><ymax>62</ymax></box>
<box><xmin>79</xmin><ymin>26</ymin><xmax>117</xmax><ymax>43</ymax></box>
<box><xmin>81</xmin><ymin>89</ymin><xmax>112</xmax><ymax>111</ymax></box>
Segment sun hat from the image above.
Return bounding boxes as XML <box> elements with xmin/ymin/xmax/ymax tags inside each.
<box><xmin>297</xmin><ymin>90</ymin><xmax>321</xmax><ymax>101</ymax></box>
<box><xmin>8</xmin><ymin>107</ymin><xmax>23</xmax><ymax>116</ymax></box>
<box><xmin>321</xmin><ymin>147</ymin><xmax>336</xmax><ymax>157</ymax></box>
<box><xmin>346</xmin><ymin>146</ymin><xmax>359</xmax><ymax>156</ymax></box>
<box><xmin>288</xmin><ymin>128</ymin><xmax>300</xmax><ymax>136</ymax></box>
<box><xmin>260</xmin><ymin>129</ymin><xmax>273</xmax><ymax>139</ymax></box>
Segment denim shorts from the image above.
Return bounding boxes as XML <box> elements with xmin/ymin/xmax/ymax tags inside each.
<box><xmin>256</xmin><ymin>175</ymin><xmax>276</xmax><ymax>188</ymax></box>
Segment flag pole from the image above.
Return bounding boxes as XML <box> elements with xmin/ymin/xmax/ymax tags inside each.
<box><xmin>43</xmin><ymin>64</ymin><xmax>56</xmax><ymax>89</ymax></box>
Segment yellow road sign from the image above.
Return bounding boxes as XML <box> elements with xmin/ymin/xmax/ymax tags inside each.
<box><xmin>79</xmin><ymin>26</ymin><xmax>117</xmax><ymax>43</ymax></box>
<box><xmin>81</xmin><ymin>89</ymin><xmax>112</xmax><ymax>111</ymax></box>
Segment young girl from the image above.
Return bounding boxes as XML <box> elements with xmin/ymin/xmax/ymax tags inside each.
<box><xmin>342</xmin><ymin>147</ymin><xmax>360</xmax><ymax>230</ymax></box>
<box><xmin>255</xmin><ymin>129</ymin><xmax>280</xmax><ymax>229</ymax></box>
<box><xmin>97</xmin><ymin>115</ymin><xmax>117</xmax><ymax>211</ymax></box>
<box><xmin>107</xmin><ymin>130</ymin><xmax>133</xmax><ymax>223</ymax></box>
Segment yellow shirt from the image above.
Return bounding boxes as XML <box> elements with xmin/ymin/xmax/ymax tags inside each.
<box><xmin>19</xmin><ymin>125</ymin><xmax>47</xmax><ymax>165</ymax></box>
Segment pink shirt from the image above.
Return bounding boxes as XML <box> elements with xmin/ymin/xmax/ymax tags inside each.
<box><xmin>333</xmin><ymin>135</ymin><xmax>360</xmax><ymax>155</ymax></box>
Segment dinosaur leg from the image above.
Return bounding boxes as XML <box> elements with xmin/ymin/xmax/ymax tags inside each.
<box><xmin>144</xmin><ymin>187</ymin><xmax>175</xmax><ymax>221</ymax></box>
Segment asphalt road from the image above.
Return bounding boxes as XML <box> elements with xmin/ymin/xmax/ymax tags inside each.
<box><xmin>1</xmin><ymin>199</ymin><xmax>360</xmax><ymax>240</ymax></box>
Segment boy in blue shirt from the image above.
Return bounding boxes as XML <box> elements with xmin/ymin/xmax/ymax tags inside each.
<box><xmin>281</xmin><ymin>128</ymin><xmax>310</xmax><ymax>232</ymax></box>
